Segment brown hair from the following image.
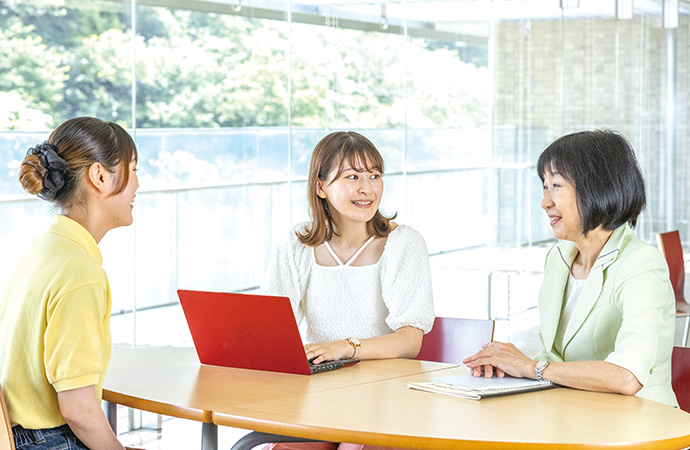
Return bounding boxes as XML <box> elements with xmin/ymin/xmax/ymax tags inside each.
<box><xmin>19</xmin><ymin>117</ymin><xmax>137</xmax><ymax>210</ymax></box>
<box><xmin>298</xmin><ymin>131</ymin><xmax>395</xmax><ymax>246</ymax></box>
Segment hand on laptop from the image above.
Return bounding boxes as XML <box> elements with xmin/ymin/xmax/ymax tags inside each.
<box><xmin>304</xmin><ymin>340</ymin><xmax>354</xmax><ymax>364</ymax></box>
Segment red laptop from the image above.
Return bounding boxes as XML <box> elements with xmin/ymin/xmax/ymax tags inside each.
<box><xmin>177</xmin><ymin>289</ymin><xmax>359</xmax><ymax>375</ymax></box>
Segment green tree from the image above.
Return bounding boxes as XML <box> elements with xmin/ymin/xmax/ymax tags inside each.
<box><xmin>0</xmin><ymin>20</ymin><xmax>66</xmax><ymax>129</ymax></box>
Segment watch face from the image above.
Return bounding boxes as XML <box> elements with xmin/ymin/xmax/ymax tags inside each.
<box><xmin>350</xmin><ymin>337</ymin><xmax>361</xmax><ymax>346</ymax></box>
<box><xmin>536</xmin><ymin>360</ymin><xmax>548</xmax><ymax>370</ymax></box>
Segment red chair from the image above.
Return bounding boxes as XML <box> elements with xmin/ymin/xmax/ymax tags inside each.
<box><xmin>231</xmin><ymin>317</ymin><xmax>496</xmax><ymax>450</ymax></box>
<box><xmin>672</xmin><ymin>346</ymin><xmax>690</xmax><ymax>412</ymax></box>
<box><xmin>415</xmin><ymin>317</ymin><xmax>495</xmax><ymax>364</ymax></box>
<box><xmin>657</xmin><ymin>231</ymin><xmax>690</xmax><ymax>346</ymax></box>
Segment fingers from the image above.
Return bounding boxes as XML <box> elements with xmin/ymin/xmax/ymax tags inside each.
<box><xmin>304</xmin><ymin>343</ymin><xmax>327</xmax><ymax>364</ymax></box>
<box><xmin>303</xmin><ymin>340</ymin><xmax>350</xmax><ymax>364</ymax></box>
<box><xmin>464</xmin><ymin>341</ymin><xmax>523</xmax><ymax>378</ymax></box>
<box><xmin>469</xmin><ymin>364</ymin><xmax>500</xmax><ymax>378</ymax></box>
<box><xmin>463</xmin><ymin>347</ymin><xmax>492</xmax><ymax>364</ymax></box>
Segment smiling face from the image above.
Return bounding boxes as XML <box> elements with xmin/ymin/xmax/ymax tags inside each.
<box><xmin>104</xmin><ymin>157</ymin><xmax>139</xmax><ymax>229</ymax></box>
<box><xmin>317</xmin><ymin>157</ymin><xmax>383</xmax><ymax>228</ymax></box>
<box><xmin>540</xmin><ymin>169</ymin><xmax>583</xmax><ymax>243</ymax></box>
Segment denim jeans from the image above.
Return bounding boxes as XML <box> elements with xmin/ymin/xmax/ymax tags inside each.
<box><xmin>12</xmin><ymin>424</ymin><xmax>88</xmax><ymax>450</ymax></box>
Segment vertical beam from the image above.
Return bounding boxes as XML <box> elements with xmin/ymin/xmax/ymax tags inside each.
<box><xmin>665</xmin><ymin>27</ymin><xmax>677</xmax><ymax>231</ymax></box>
<box><xmin>663</xmin><ymin>0</ymin><xmax>679</xmax><ymax>29</ymax></box>
<box><xmin>664</xmin><ymin>0</ymin><xmax>678</xmax><ymax>232</ymax></box>
<box><xmin>616</xmin><ymin>0</ymin><xmax>633</xmax><ymax>20</ymax></box>
<box><xmin>560</xmin><ymin>0</ymin><xmax>580</xmax><ymax>8</ymax></box>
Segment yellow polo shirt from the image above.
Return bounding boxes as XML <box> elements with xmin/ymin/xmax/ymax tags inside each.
<box><xmin>0</xmin><ymin>215</ymin><xmax>112</xmax><ymax>429</ymax></box>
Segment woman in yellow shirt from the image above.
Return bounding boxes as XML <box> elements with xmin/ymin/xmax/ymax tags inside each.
<box><xmin>0</xmin><ymin>117</ymin><xmax>140</xmax><ymax>449</ymax></box>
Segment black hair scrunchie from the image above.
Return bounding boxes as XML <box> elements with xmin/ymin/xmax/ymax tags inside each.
<box><xmin>25</xmin><ymin>141</ymin><xmax>68</xmax><ymax>201</ymax></box>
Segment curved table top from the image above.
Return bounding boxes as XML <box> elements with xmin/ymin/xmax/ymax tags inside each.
<box><xmin>213</xmin><ymin>366</ymin><xmax>690</xmax><ymax>449</ymax></box>
<box><xmin>103</xmin><ymin>346</ymin><xmax>453</xmax><ymax>423</ymax></box>
<box><xmin>104</xmin><ymin>347</ymin><xmax>690</xmax><ymax>449</ymax></box>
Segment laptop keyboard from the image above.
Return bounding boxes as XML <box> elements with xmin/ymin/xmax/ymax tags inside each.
<box><xmin>309</xmin><ymin>360</ymin><xmax>345</xmax><ymax>374</ymax></box>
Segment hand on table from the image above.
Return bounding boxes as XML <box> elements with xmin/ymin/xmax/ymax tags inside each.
<box><xmin>304</xmin><ymin>339</ymin><xmax>354</xmax><ymax>364</ymax></box>
<box><xmin>462</xmin><ymin>341</ymin><xmax>536</xmax><ymax>379</ymax></box>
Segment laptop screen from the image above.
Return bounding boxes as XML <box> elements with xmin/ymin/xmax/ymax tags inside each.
<box><xmin>178</xmin><ymin>289</ymin><xmax>313</xmax><ymax>375</ymax></box>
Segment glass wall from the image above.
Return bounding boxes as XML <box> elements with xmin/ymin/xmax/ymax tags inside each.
<box><xmin>1</xmin><ymin>0</ymin><xmax>689</xmax><ymax>346</ymax></box>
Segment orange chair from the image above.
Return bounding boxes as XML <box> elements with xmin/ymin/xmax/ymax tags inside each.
<box><xmin>415</xmin><ymin>317</ymin><xmax>495</xmax><ymax>364</ymax></box>
<box><xmin>0</xmin><ymin>383</ymin><xmax>15</xmax><ymax>450</ymax></box>
<box><xmin>672</xmin><ymin>346</ymin><xmax>690</xmax><ymax>413</ymax></box>
<box><xmin>656</xmin><ymin>230</ymin><xmax>690</xmax><ymax>346</ymax></box>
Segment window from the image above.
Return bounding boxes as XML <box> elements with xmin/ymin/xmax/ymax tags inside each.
<box><xmin>1</xmin><ymin>0</ymin><xmax>688</xmax><ymax>345</ymax></box>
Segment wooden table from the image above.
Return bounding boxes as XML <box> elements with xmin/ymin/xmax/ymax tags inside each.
<box><xmin>103</xmin><ymin>346</ymin><xmax>454</xmax><ymax>449</ymax></box>
<box><xmin>104</xmin><ymin>347</ymin><xmax>690</xmax><ymax>449</ymax></box>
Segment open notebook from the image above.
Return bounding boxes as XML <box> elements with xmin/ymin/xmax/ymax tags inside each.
<box><xmin>408</xmin><ymin>374</ymin><xmax>555</xmax><ymax>400</ymax></box>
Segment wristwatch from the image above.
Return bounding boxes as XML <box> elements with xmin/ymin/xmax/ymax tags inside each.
<box><xmin>346</xmin><ymin>336</ymin><xmax>361</xmax><ymax>359</ymax></box>
<box><xmin>535</xmin><ymin>360</ymin><xmax>550</xmax><ymax>382</ymax></box>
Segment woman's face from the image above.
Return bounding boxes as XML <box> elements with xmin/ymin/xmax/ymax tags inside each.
<box><xmin>104</xmin><ymin>157</ymin><xmax>139</xmax><ymax>229</ymax></box>
<box><xmin>317</xmin><ymin>159</ymin><xmax>383</xmax><ymax>228</ymax></box>
<box><xmin>541</xmin><ymin>170</ymin><xmax>583</xmax><ymax>242</ymax></box>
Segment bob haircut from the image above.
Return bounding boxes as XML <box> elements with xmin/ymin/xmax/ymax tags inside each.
<box><xmin>537</xmin><ymin>129</ymin><xmax>646</xmax><ymax>236</ymax></box>
<box><xmin>298</xmin><ymin>131</ymin><xmax>395</xmax><ymax>246</ymax></box>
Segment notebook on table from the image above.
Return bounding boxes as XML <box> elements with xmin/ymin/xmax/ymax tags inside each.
<box><xmin>177</xmin><ymin>289</ymin><xmax>359</xmax><ymax>375</ymax></box>
<box><xmin>408</xmin><ymin>374</ymin><xmax>556</xmax><ymax>400</ymax></box>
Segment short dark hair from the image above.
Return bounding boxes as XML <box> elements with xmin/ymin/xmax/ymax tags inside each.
<box><xmin>537</xmin><ymin>129</ymin><xmax>646</xmax><ymax>235</ymax></box>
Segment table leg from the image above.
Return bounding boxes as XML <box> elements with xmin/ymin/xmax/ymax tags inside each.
<box><xmin>683</xmin><ymin>315</ymin><xmax>690</xmax><ymax>347</ymax></box>
<box><xmin>105</xmin><ymin>401</ymin><xmax>117</xmax><ymax>433</ymax></box>
<box><xmin>202</xmin><ymin>422</ymin><xmax>218</xmax><ymax>450</ymax></box>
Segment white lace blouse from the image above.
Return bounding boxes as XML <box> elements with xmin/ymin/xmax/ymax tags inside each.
<box><xmin>259</xmin><ymin>223</ymin><xmax>435</xmax><ymax>343</ymax></box>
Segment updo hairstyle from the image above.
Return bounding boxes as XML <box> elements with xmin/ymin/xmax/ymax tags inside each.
<box><xmin>19</xmin><ymin>117</ymin><xmax>137</xmax><ymax>210</ymax></box>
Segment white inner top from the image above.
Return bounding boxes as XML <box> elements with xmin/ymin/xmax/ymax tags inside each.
<box><xmin>323</xmin><ymin>235</ymin><xmax>376</xmax><ymax>266</ymax></box>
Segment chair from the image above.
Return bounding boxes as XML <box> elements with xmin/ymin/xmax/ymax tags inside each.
<box><xmin>230</xmin><ymin>317</ymin><xmax>494</xmax><ymax>450</ymax></box>
<box><xmin>672</xmin><ymin>346</ymin><xmax>690</xmax><ymax>413</ymax></box>
<box><xmin>415</xmin><ymin>317</ymin><xmax>495</xmax><ymax>364</ymax></box>
<box><xmin>656</xmin><ymin>231</ymin><xmax>690</xmax><ymax>346</ymax></box>
<box><xmin>0</xmin><ymin>383</ymin><xmax>15</xmax><ymax>450</ymax></box>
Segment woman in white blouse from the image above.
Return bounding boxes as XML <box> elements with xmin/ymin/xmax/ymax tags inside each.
<box><xmin>260</xmin><ymin>130</ymin><xmax>435</xmax><ymax>367</ymax></box>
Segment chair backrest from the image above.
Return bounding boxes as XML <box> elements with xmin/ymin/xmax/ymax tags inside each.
<box><xmin>657</xmin><ymin>230</ymin><xmax>686</xmax><ymax>304</ymax></box>
<box><xmin>672</xmin><ymin>346</ymin><xmax>690</xmax><ymax>413</ymax></box>
<box><xmin>0</xmin><ymin>383</ymin><xmax>15</xmax><ymax>450</ymax></box>
<box><xmin>415</xmin><ymin>317</ymin><xmax>495</xmax><ymax>364</ymax></box>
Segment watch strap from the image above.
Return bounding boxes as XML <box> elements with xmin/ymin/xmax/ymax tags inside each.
<box><xmin>535</xmin><ymin>360</ymin><xmax>550</xmax><ymax>382</ymax></box>
<box><xmin>346</xmin><ymin>337</ymin><xmax>361</xmax><ymax>359</ymax></box>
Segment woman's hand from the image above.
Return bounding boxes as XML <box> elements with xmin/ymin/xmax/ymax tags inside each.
<box><xmin>305</xmin><ymin>327</ymin><xmax>424</xmax><ymax>364</ymax></box>
<box><xmin>462</xmin><ymin>341</ymin><xmax>536</xmax><ymax>379</ymax></box>
<box><xmin>304</xmin><ymin>340</ymin><xmax>354</xmax><ymax>364</ymax></box>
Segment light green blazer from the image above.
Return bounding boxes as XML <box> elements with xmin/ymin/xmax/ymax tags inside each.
<box><xmin>534</xmin><ymin>224</ymin><xmax>678</xmax><ymax>407</ymax></box>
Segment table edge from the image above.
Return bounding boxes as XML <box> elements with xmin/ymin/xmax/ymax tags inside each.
<box><xmin>103</xmin><ymin>389</ymin><xmax>212</xmax><ymax>423</ymax></box>
<box><xmin>211</xmin><ymin>411</ymin><xmax>690</xmax><ymax>450</ymax></box>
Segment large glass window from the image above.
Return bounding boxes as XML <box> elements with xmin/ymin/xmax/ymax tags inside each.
<box><xmin>1</xmin><ymin>0</ymin><xmax>689</xmax><ymax>347</ymax></box>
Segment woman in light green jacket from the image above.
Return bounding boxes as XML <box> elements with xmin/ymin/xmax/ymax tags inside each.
<box><xmin>464</xmin><ymin>129</ymin><xmax>677</xmax><ymax>407</ymax></box>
